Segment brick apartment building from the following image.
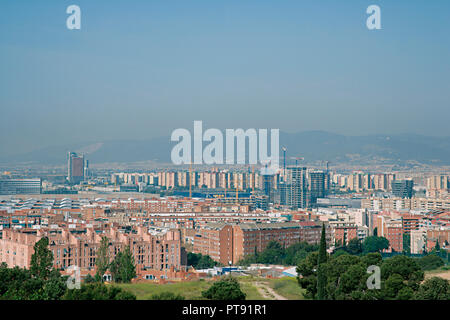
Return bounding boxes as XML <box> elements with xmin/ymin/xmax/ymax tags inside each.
<box><xmin>376</xmin><ymin>215</ymin><xmax>403</xmax><ymax>252</ymax></box>
<box><xmin>0</xmin><ymin>225</ymin><xmax>183</xmax><ymax>279</ymax></box>
<box><xmin>402</xmin><ymin>215</ymin><xmax>421</xmax><ymax>234</ymax></box>
<box><xmin>333</xmin><ymin>225</ymin><xmax>358</xmax><ymax>246</ymax></box>
<box><xmin>193</xmin><ymin>222</ymin><xmax>322</xmax><ymax>265</ymax></box>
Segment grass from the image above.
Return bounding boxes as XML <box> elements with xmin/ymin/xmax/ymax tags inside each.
<box><xmin>265</xmin><ymin>277</ymin><xmax>305</xmax><ymax>300</ymax></box>
<box><xmin>117</xmin><ymin>279</ymin><xmax>213</xmax><ymax>300</ymax></box>
<box><xmin>239</xmin><ymin>280</ymin><xmax>267</xmax><ymax>300</ymax></box>
<box><xmin>117</xmin><ymin>275</ymin><xmax>305</xmax><ymax>300</ymax></box>
<box><xmin>424</xmin><ymin>267</ymin><xmax>450</xmax><ymax>281</ymax></box>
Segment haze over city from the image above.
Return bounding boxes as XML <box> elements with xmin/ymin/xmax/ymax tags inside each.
<box><xmin>1</xmin><ymin>0</ymin><xmax>450</xmax><ymax>157</ymax></box>
<box><xmin>0</xmin><ymin>0</ymin><xmax>449</xmax><ymax>307</ymax></box>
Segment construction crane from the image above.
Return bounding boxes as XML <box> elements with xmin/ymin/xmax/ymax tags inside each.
<box><xmin>235</xmin><ymin>173</ymin><xmax>239</xmax><ymax>203</ymax></box>
<box><xmin>290</xmin><ymin>156</ymin><xmax>304</xmax><ymax>166</ymax></box>
<box><xmin>251</xmin><ymin>165</ymin><xmax>255</xmax><ymax>193</ymax></box>
<box><xmin>324</xmin><ymin>160</ymin><xmax>331</xmax><ymax>173</ymax></box>
<box><xmin>281</xmin><ymin>147</ymin><xmax>287</xmax><ymax>182</ymax></box>
<box><xmin>189</xmin><ymin>162</ymin><xmax>192</xmax><ymax>199</ymax></box>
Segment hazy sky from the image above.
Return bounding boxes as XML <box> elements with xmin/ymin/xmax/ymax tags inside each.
<box><xmin>1</xmin><ymin>0</ymin><xmax>450</xmax><ymax>156</ymax></box>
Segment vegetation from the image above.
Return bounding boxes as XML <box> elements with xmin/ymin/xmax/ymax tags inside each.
<box><xmin>202</xmin><ymin>277</ymin><xmax>246</xmax><ymax>300</ymax></box>
<box><xmin>118</xmin><ymin>279</ymin><xmax>213</xmax><ymax>300</ymax></box>
<box><xmin>64</xmin><ymin>282</ymin><xmax>136</xmax><ymax>300</ymax></box>
<box><xmin>316</xmin><ymin>223</ymin><xmax>328</xmax><ymax>300</ymax></box>
<box><xmin>0</xmin><ymin>237</ymin><xmax>137</xmax><ymax>300</ymax></box>
<box><xmin>150</xmin><ymin>291</ymin><xmax>185</xmax><ymax>300</ymax></box>
<box><xmin>30</xmin><ymin>237</ymin><xmax>54</xmax><ymax>279</ymax></box>
<box><xmin>187</xmin><ymin>252</ymin><xmax>220</xmax><ymax>269</ymax></box>
<box><xmin>336</xmin><ymin>236</ymin><xmax>389</xmax><ymax>256</ymax></box>
<box><xmin>416</xmin><ymin>254</ymin><xmax>445</xmax><ymax>271</ymax></box>
<box><xmin>362</xmin><ymin>236</ymin><xmax>389</xmax><ymax>254</ymax></box>
<box><xmin>266</xmin><ymin>277</ymin><xmax>305</xmax><ymax>300</ymax></box>
<box><xmin>109</xmin><ymin>246</ymin><xmax>136</xmax><ymax>283</ymax></box>
<box><xmin>238</xmin><ymin>241</ymin><xmax>318</xmax><ymax>266</ymax></box>
<box><xmin>0</xmin><ymin>237</ymin><xmax>67</xmax><ymax>300</ymax></box>
<box><xmin>402</xmin><ymin>234</ymin><xmax>411</xmax><ymax>254</ymax></box>
<box><xmin>414</xmin><ymin>277</ymin><xmax>450</xmax><ymax>300</ymax></box>
<box><xmin>297</xmin><ymin>251</ymin><xmax>450</xmax><ymax>300</ymax></box>
<box><xmin>95</xmin><ymin>236</ymin><xmax>111</xmax><ymax>282</ymax></box>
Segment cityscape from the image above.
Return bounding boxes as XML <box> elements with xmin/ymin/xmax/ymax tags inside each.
<box><xmin>0</xmin><ymin>0</ymin><xmax>449</xmax><ymax>311</ymax></box>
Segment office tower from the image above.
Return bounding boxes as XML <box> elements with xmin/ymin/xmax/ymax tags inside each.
<box><xmin>285</xmin><ymin>166</ymin><xmax>309</xmax><ymax>209</ymax></box>
<box><xmin>84</xmin><ymin>160</ymin><xmax>89</xmax><ymax>179</ymax></box>
<box><xmin>391</xmin><ymin>180</ymin><xmax>414</xmax><ymax>198</ymax></box>
<box><xmin>261</xmin><ymin>169</ymin><xmax>275</xmax><ymax>204</ymax></box>
<box><xmin>0</xmin><ymin>179</ymin><xmax>42</xmax><ymax>195</ymax></box>
<box><xmin>309</xmin><ymin>170</ymin><xmax>326</xmax><ymax>205</ymax></box>
<box><xmin>67</xmin><ymin>152</ymin><xmax>85</xmax><ymax>184</ymax></box>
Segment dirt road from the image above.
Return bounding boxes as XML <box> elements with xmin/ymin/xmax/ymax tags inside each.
<box><xmin>254</xmin><ymin>282</ymin><xmax>287</xmax><ymax>300</ymax></box>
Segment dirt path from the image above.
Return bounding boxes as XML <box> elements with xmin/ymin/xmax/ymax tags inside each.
<box><xmin>425</xmin><ymin>270</ymin><xmax>450</xmax><ymax>281</ymax></box>
<box><xmin>254</xmin><ymin>282</ymin><xmax>287</xmax><ymax>300</ymax></box>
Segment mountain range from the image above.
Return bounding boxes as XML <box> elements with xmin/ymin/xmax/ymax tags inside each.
<box><xmin>1</xmin><ymin>131</ymin><xmax>450</xmax><ymax>166</ymax></box>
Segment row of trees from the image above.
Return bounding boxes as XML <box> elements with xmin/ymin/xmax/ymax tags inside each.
<box><xmin>335</xmin><ymin>233</ymin><xmax>447</xmax><ymax>271</ymax></box>
<box><xmin>298</xmin><ymin>251</ymin><xmax>450</xmax><ymax>300</ymax></box>
<box><xmin>95</xmin><ymin>236</ymin><xmax>136</xmax><ymax>283</ymax></box>
<box><xmin>238</xmin><ymin>241</ymin><xmax>319</xmax><ymax>266</ymax></box>
<box><xmin>299</xmin><ymin>224</ymin><xmax>450</xmax><ymax>300</ymax></box>
<box><xmin>334</xmin><ymin>236</ymin><xmax>389</xmax><ymax>256</ymax></box>
<box><xmin>187</xmin><ymin>252</ymin><xmax>221</xmax><ymax>269</ymax></box>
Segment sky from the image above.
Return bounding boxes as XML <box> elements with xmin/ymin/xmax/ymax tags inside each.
<box><xmin>1</xmin><ymin>0</ymin><xmax>450</xmax><ymax>156</ymax></box>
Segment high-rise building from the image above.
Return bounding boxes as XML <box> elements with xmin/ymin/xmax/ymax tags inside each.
<box><xmin>391</xmin><ymin>180</ymin><xmax>414</xmax><ymax>198</ymax></box>
<box><xmin>67</xmin><ymin>152</ymin><xmax>85</xmax><ymax>184</ymax></box>
<box><xmin>0</xmin><ymin>179</ymin><xmax>42</xmax><ymax>195</ymax></box>
<box><xmin>84</xmin><ymin>160</ymin><xmax>89</xmax><ymax>179</ymax></box>
<box><xmin>309</xmin><ymin>170</ymin><xmax>326</xmax><ymax>205</ymax></box>
<box><xmin>284</xmin><ymin>166</ymin><xmax>309</xmax><ymax>209</ymax></box>
<box><xmin>261</xmin><ymin>170</ymin><xmax>275</xmax><ymax>204</ymax></box>
<box><xmin>426</xmin><ymin>175</ymin><xmax>449</xmax><ymax>190</ymax></box>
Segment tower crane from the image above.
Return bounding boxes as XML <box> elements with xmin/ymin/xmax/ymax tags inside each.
<box><xmin>290</xmin><ymin>156</ymin><xmax>304</xmax><ymax>166</ymax></box>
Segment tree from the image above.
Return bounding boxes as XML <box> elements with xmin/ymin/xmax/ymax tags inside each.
<box><xmin>109</xmin><ymin>246</ymin><xmax>136</xmax><ymax>283</ymax></box>
<box><xmin>435</xmin><ymin>240</ymin><xmax>440</xmax><ymax>252</ymax></box>
<box><xmin>416</xmin><ymin>254</ymin><xmax>445</xmax><ymax>271</ymax></box>
<box><xmin>316</xmin><ymin>223</ymin><xmax>328</xmax><ymax>300</ymax></box>
<box><xmin>30</xmin><ymin>237</ymin><xmax>54</xmax><ymax>280</ymax></box>
<box><xmin>84</xmin><ymin>274</ymin><xmax>96</xmax><ymax>283</ymax></box>
<box><xmin>332</xmin><ymin>249</ymin><xmax>349</xmax><ymax>257</ymax></box>
<box><xmin>382</xmin><ymin>273</ymin><xmax>405</xmax><ymax>299</ymax></box>
<box><xmin>40</xmin><ymin>269</ymin><xmax>68</xmax><ymax>300</ymax></box>
<box><xmin>362</xmin><ymin>236</ymin><xmax>389</xmax><ymax>254</ymax></box>
<box><xmin>361</xmin><ymin>252</ymin><xmax>382</xmax><ymax>267</ymax></box>
<box><xmin>284</xmin><ymin>242</ymin><xmax>319</xmax><ymax>265</ymax></box>
<box><xmin>0</xmin><ymin>262</ymin><xmax>66</xmax><ymax>300</ymax></box>
<box><xmin>345</xmin><ymin>238</ymin><xmax>363</xmax><ymax>255</ymax></box>
<box><xmin>95</xmin><ymin>236</ymin><xmax>111</xmax><ymax>282</ymax></box>
<box><xmin>202</xmin><ymin>277</ymin><xmax>246</xmax><ymax>300</ymax></box>
<box><xmin>150</xmin><ymin>292</ymin><xmax>185</xmax><ymax>300</ymax></box>
<box><xmin>258</xmin><ymin>241</ymin><xmax>284</xmax><ymax>264</ymax></box>
<box><xmin>297</xmin><ymin>252</ymin><xmax>319</xmax><ymax>299</ymax></box>
<box><xmin>402</xmin><ymin>234</ymin><xmax>411</xmax><ymax>254</ymax></box>
<box><xmin>64</xmin><ymin>282</ymin><xmax>136</xmax><ymax>300</ymax></box>
<box><xmin>381</xmin><ymin>255</ymin><xmax>424</xmax><ymax>291</ymax></box>
<box><xmin>414</xmin><ymin>277</ymin><xmax>450</xmax><ymax>300</ymax></box>
<box><xmin>187</xmin><ymin>252</ymin><xmax>219</xmax><ymax>269</ymax></box>
<box><xmin>238</xmin><ymin>241</ymin><xmax>318</xmax><ymax>266</ymax></box>
<box><xmin>298</xmin><ymin>252</ymin><xmax>427</xmax><ymax>300</ymax></box>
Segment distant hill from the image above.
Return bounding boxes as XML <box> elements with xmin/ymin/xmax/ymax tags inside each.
<box><xmin>1</xmin><ymin>132</ymin><xmax>450</xmax><ymax>166</ymax></box>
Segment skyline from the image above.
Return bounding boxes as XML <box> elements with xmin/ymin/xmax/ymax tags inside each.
<box><xmin>1</xmin><ymin>0</ymin><xmax>450</xmax><ymax>157</ymax></box>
